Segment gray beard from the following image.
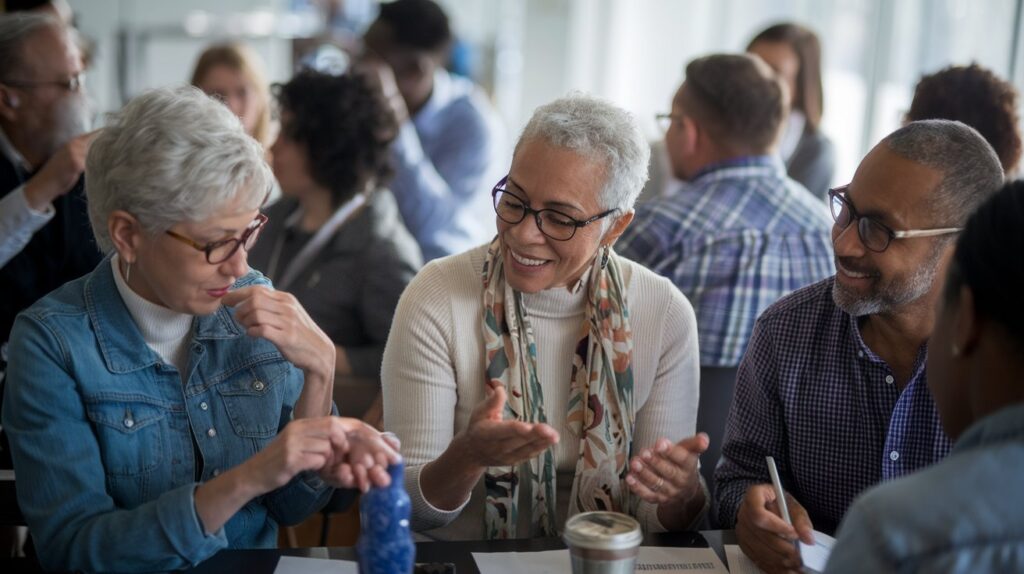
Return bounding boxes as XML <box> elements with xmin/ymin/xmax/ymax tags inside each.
<box><xmin>832</xmin><ymin>247</ymin><xmax>943</xmax><ymax>317</ymax></box>
<box><xmin>44</xmin><ymin>94</ymin><xmax>92</xmax><ymax>157</ymax></box>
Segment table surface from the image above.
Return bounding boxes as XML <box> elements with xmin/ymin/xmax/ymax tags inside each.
<box><xmin>0</xmin><ymin>530</ymin><xmax>737</xmax><ymax>573</ymax></box>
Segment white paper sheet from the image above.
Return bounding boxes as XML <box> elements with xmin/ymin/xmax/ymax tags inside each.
<box><xmin>799</xmin><ymin>530</ymin><xmax>835</xmax><ymax>573</ymax></box>
<box><xmin>472</xmin><ymin>546</ymin><xmax>729</xmax><ymax>574</ymax></box>
<box><xmin>724</xmin><ymin>545</ymin><xmax>765</xmax><ymax>574</ymax></box>
<box><xmin>274</xmin><ymin>555</ymin><xmax>358</xmax><ymax>574</ymax></box>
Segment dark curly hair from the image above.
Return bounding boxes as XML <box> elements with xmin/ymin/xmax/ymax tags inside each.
<box><xmin>273</xmin><ymin>71</ymin><xmax>396</xmax><ymax>207</ymax></box>
<box><xmin>908</xmin><ymin>63</ymin><xmax>1022</xmax><ymax>174</ymax></box>
<box><xmin>376</xmin><ymin>0</ymin><xmax>451</xmax><ymax>52</ymax></box>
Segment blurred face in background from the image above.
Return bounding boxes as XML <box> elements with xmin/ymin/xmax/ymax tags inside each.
<box><xmin>269</xmin><ymin>112</ymin><xmax>319</xmax><ymax>200</ymax></box>
<box><xmin>748</xmin><ymin>40</ymin><xmax>799</xmax><ymax>112</ymax></box>
<box><xmin>197</xmin><ymin>64</ymin><xmax>262</xmax><ymax>139</ymax></box>
<box><xmin>5</xmin><ymin>24</ymin><xmax>90</xmax><ymax>164</ymax></box>
<box><xmin>362</xmin><ymin>20</ymin><xmax>439</xmax><ymax>115</ymax></box>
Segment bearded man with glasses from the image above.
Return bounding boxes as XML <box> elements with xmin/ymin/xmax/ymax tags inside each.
<box><xmin>715</xmin><ymin>119</ymin><xmax>1004</xmax><ymax>574</ymax></box>
<box><xmin>0</xmin><ymin>13</ymin><xmax>99</xmax><ymax>370</ymax></box>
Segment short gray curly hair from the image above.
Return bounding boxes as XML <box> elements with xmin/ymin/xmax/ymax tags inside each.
<box><xmin>515</xmin><ymin>93</ymin><xmax>650</xmax><ymax>214</ymax></box>
<box><xmin>86</xmin><ymin>85</ymin><xmax>272</xmax><ymax>252</ymax></box>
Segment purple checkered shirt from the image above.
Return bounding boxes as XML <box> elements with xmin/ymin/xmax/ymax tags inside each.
<box><xmin>618</xmin><ymin>156</ymin><xmax>834</xmax><ymax>367</ymax></box>
<box><xmin>713</xmin><ymin>277</ymin><xmax>952</xmax><ymax>534</ymax></box>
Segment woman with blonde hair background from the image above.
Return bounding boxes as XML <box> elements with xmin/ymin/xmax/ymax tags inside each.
<box><xmin>192</xmin><ymin>43</ymin><xmax>274</xmax><ymax>149</ymax></box>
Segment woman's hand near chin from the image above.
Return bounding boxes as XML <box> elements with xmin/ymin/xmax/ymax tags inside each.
<box><xmin>222</xmin><ymin>286</ymin><xmax>335</xmax><ymax>417</ymax></box>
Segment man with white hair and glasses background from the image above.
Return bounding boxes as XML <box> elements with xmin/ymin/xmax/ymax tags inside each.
<box><xmin>714</xmin><ymin>119</ymin><xmax>1005</xmax><ymax>573</ymax></box>
<box><xmin>0</xmin><ymin>12</ymin><xmax>97</xmax><ymax>370</ymax></box>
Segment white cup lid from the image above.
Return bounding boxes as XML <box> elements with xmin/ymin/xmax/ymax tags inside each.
<box><xmin>563</xmin><ymin>511</ymin><xmax>642</xmax><ymax>550</ymax></box>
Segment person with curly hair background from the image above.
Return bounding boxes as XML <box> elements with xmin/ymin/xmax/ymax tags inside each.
<box><xmin>248</xmin><ymin>70</ymin><xmax>422</xmax><ymax>428</ymax></box>
<box><xmin>906</xmin><ymin>62</ymin><xmax>1022</xmax><ymax>176</ymax></box>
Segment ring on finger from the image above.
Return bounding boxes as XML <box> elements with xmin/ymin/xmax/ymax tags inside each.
<box><xmin>652</xmin><ymin>477</ymin><xmax>665</xmax><ymax>492</ymax></box>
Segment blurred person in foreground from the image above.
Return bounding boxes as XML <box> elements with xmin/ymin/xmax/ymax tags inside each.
<box><xmin>827</xmin><ymin>180</ymin><xmax>1024</xmax><ymax>573</ymax></box>
<box><xmin>1</xmin><ymin>85</ymin><xmax>399</xmax><ymax>572</ymax></box>
<box><xmin>716</xmin><ymin>120</ymin><xmax>1003</xmax><ymax>573</ymax></box>
<box><xmin>383</xmin><ymin>94</ymin><xmax>707</xmax><ymax>540</ymax></box>
<box><xmin>906</xmin><ymin>62</ymin><xmax>1022</xmax><ymax>176</ymax></box>
<box><xmin>359</xmin><ymin>0</ymin><xmax>505</xmax><ymax>261</ymax></box>
<box><xmin>249</xmin><ymin>70</ymin><xmax>421</xmax><ymax>426</ymax></box>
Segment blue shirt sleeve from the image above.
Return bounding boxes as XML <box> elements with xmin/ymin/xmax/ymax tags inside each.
<box><xmin>0</xmin><ymin>185</ymin><xmax>54</xmax><ymax>267</ymax></box>
<box><xmin>388</xmin><ymin>97</ymin><xmax>499</xmax><ymax>261</ymax></box>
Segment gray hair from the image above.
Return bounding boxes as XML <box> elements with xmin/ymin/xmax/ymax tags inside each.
<box><xmin>514</xmin><ymin>92</ymin><xmax>650</xmax><ymax>214</ymax></box>
<box><xmin>0</xmin><ymin>12</ymin><xmax>63</xmax><ymax>80</ymax></box>
<box><xmin>86</xmin><ymin>85</ymin><xmax>272</xmax><ymax>252</ymax></box>
<box><xmin>884</xmin><ymin>119</ymin><xmax>1004</xmax><ymax>226</ymax></box>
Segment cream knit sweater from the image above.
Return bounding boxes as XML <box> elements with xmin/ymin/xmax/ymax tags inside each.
<box><xmin>382</xmin><ymin>245</ymin><xmax>701</xmax><ymax>540</ymax></box>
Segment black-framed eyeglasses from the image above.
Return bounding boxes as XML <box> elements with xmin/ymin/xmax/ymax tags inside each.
<box><xmin>655</xmin><ymin>112</ymin><xmax>683</xmax><ymax>132</ymax></box>
<box><xmin>3</xmin><ymin>72</ymin><xmax>85</xmax><ymax>94</ymax></box>
<box><xmin>828</xmin><ymin>185</ymin><xmax>961</xmax><ymax>253</ymax></box>
<box><xmin>165</xmin><ymin>213</ymin><xmax>269</xmax><ymax>264</ymax></box>
<box><xmin>491</xmin><ymin>176</ymin><xmax>617</xmax><ymax>241</ymax></box>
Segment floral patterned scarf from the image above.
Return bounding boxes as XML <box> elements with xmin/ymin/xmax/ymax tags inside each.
<box><xmin>481</xmin><ymin>237</ymin><xmax>637</xmax><ymax>539</ymax></box>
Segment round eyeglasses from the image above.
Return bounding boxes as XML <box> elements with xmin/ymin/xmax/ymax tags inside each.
<box><xmin>828</xmin><ymin>185</ymin><xmax>961</xmax><ymax>252</ymax></box>
<box><xmin>165</xmin><ymin>213</ymin><xmax>269</xmax><ymax>264</ymax></box>
<box><xmin>491</xmin><ymin>176</ymin><xmax>617</xmax><ymax>241</ymax></box>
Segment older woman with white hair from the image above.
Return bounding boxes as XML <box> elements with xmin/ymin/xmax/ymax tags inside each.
<box><xmin>1</xmin><ymin>85</ymin><xmax>399</xmax><ymax>573</ymax></box>
<box><xmin>382</xmin><ymin>94</ymin><xmax>706</xmax><ymax>540</ymax></box>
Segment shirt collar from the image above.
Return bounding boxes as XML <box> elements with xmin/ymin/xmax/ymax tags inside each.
<box><xmin>85</xmin><ymin>254</ymin><xmax>246</xmax><ymax>373</ymax></box>
<box><xmin>690</xmin><ymin>155</ymin><xmax>786</xmax><ymax>183</ymax></box>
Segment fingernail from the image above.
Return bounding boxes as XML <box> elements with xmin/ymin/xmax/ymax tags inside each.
<box><xmin>642</xmin><ymin>450</ymin><xmax>652</xmax><ymax>460</ymax></box>
<box><xmin>626</xmin><ymin>475</ymin><xmax>636</xmax><ymax>485</ymax></box>
<box><xmin>632</xmin><ymin>460</ymin><xmax>643</xmax><ymax>471</ymax></box>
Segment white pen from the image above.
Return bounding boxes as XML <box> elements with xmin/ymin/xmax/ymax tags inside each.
<box><xmin>766</xmin><ymin>455</ymin><xmax>800</xmax><ymax>553</ymax></box>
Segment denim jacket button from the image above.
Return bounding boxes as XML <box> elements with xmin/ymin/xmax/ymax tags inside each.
<box><xmin>212</xmin><ymin>468</ymin><xmax>221</xmax><ymax>477</ymax></box>
<box><xmin>200</xmin><ymin>402</ymin><xmax>209</xmax><ymax>411</ymax></box>
<box><xmin>252</xmin><ymin>380</ymin><xmax>265</xmax><ymax>392</ymax></box>
<box><xmin>123</xmin><ymin>418</ymin><xmax>134</xmax><ymax>428</ymax></box>
<box><xmin>207</xmin><ymin>428</ymin><xmax>217</xmax><ymax>438</ymax></box>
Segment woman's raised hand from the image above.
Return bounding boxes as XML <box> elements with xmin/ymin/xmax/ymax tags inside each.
<box><xmin>457</xmin><ymin>381</ymin><xmax>560</xmax><ymax>468</ymax></box>
<box><xmin>222</xmin><ymin>286</ymin><xmax>336</xmax><ymax>380</ymax></box>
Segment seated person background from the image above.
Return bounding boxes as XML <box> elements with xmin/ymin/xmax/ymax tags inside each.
<box><xmin>747</xmin><ymin>22</ymin><xmax>835</xmax><ymax>199</ymax></box>
<box><xmin>619</xmin><ymin>53</ymin><xmax>834</xmax><ymax>367</ymax></box>
<box><xmin>825</xmin><ymin>178</ymin><xmax>1024</xmax><ymax>573</ymax></box>
<box><xmin>191</xmin><ymin>42</ymin><xmax>275</xmax><ymax>151</ymax></box>
<box><xmin>1</xmin><ymin>85</ymin><xmax>399</xmax><ymax>572</ymax></box>
<box><xmin>382</xmin><ymin>94</ymin><xmax>707</xmax><ymax>540</ymax></box>
<box><xmin>0</xmin><ymin>13</ymin><xmax>99</xmax><ymax>351</ymax></box>
<box><xmin>360</xmin><ymin>0</ymin><xmax>505</xmax><ymax>261</ymax></box>
<box><xmin>715</xmin><ymin>120</ymin><xmax>1004</xmax><ymax>573</ymax></box>
<box><xmin>907</xmin><ymin>62</ymin><xmax>1021</xmax><ymax>177</ymax></box>
<box><xmin>249</xmin><ymin>70</ymin><xmax>421</xmax><ymax>425</ymax></box>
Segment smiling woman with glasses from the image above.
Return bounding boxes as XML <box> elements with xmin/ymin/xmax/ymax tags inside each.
<box><xmin>0</xmin><ymin>86</ymin><xmax>400</xmax><ymax>573</ymax></box>
<box><xmin>381</xmin><ymin>93</ymin><xmax>707</xmax><ymax>541</ymax></box>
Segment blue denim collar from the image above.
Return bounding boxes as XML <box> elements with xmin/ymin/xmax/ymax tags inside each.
<box><xmin>84</xmin><ymin>255</ymin><xmax>247</xmax><ymax>373</ymax></box>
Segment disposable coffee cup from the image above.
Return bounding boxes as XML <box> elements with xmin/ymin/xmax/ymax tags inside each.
<box><xmin>563</xmin><ymin>511</ymin><xmax>643</xmax><ymax>574</ymax></box>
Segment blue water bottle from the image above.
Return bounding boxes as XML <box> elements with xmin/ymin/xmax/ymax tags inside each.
<box><xmin>357</xmin><ymin>462</ymin><xmax>415</xmax><ymax>574</ymax></box>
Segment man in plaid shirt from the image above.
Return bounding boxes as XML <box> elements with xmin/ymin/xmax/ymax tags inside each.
<box><xmin>715</xmin><ymin>119</ymin><xmax>1005</xmax><ymax>573</ymax></box>
<box><xmin>618</xmin><ymin>54</ymin><xmax>834</xmax><ymax>367</ymax></box>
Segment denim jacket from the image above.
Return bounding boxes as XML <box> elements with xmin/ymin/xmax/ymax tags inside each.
<box><xmin>1</xmin><ymin>258</ymin><xmax>334</xmax><ymax>572</ymax></box>
<box><xmin>826</xmin><ymin>402</ymin><xmax>1024</xmax><ymax>573</ymax></box>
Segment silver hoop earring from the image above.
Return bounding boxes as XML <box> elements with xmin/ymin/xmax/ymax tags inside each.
<box><xmin>124</xmin><ymin>260</ymin><xmax>132</xmax><ymax>284</ymax></box>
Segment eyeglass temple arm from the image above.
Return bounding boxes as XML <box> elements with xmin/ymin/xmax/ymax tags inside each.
<box><xmin>892</xmin><ymin>227</ymin><xmax>961</xmax><ymax>238</ymax></box>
